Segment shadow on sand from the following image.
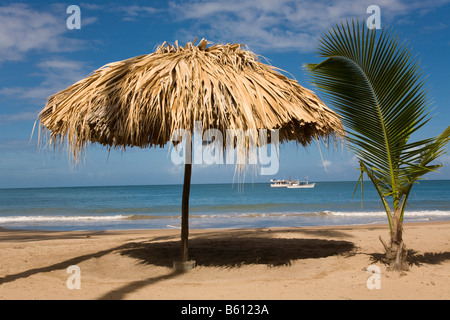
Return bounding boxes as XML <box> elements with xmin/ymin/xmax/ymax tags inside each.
<box><xmin>369</xmin><ymin>249</ymin><xmax>450</xmax><ymax>268</ymax></box>
<box><xmin>120</xmin><ymin>236</ymin><xmax>356</xmax><ymax>268</ymax></box>
<box><xmin>3</xmin><ymin>226</ymin><xmax>449</xmax><ymax>299</ymax></box>
<box><xmin>99</xmin><ymin>232</ymin><xmax>356</xmax><ymax>299</ymax></box>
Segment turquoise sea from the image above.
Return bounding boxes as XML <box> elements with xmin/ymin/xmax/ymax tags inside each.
<box><xmin>0</xmin><ymin>180</ymin><xmax>449</xmax><ymax>231</ymax></box>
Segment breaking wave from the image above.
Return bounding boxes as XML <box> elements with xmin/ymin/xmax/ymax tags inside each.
<box><xmin>1</xmin><ymin>210</ymin><xmax>449</xmax><ymax>224</ymax></box>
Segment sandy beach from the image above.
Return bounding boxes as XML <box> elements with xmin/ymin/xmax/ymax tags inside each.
<box><xmin>0</xmin><ymin>221</ymin><xmax>449</xmax><ymax>300</ymax></box>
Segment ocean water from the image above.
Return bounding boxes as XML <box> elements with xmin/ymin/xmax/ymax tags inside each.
<box><xmin>0</xmin><ymin>180</ymin><xmax>449</xmax><ymax>231</ymax></box>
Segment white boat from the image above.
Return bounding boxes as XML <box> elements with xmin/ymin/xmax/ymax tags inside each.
<box><xmin>271</xmin><ymin>177</ymin><xmax>315</xmax><ymax>188</ymax></box>
<box><xmin>270</xmin><ymin>179</ymin><xmax>292</xmax><ymax>187</ymax></box>
<box><xmin>286</xmin><ymin>181</ymin><xmax>315</xmax><ymax>188</ymax></box>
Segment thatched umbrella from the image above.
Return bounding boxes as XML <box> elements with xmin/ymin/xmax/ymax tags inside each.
<box><xmin>37</xmin><ymin>38</ymin><xmax>344</xmax><ymax>271</ymax></box>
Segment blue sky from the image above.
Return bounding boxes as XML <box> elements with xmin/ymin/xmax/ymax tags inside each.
<box><xmin>0</xmin><ymin>0</ymin><xmax>449</xmax><ymax>188</ymax></box>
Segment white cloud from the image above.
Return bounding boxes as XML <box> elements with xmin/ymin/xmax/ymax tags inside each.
<box><xmin>322</xmin><ymin>160</ymin><xmax>333</xmax><ymax>167</ymax></box>
<box><xmin>0</xmin><ymin>4</ymin><xmax>86</xmax><ymax>63</ymax></box>
<box><xmin>115</xmin><ymin>5</ymin><xmax>163</xmax><ymax>21</ymax></box>
<box><xmin>0</xmin><ymin>138</ymin><xmax>40</xmax><ymax>153</ymax></box>
<box><xmin>320</xmin><ymin>159</ymin><xmax>332</xmax><ymax>172</ymax></box>
<box><xmin>0</xmin><ymin>57</ymin><xmax>90</xmax><ymax>126</ymax></box>
<box><xmin>168</xmin><ymin>0</ymin><xmax>450</xmax><ymax>52</ymax></box>
<box><xmin>0</xmin><ymin>111</ymin><xmax>39</xmax><ymax>125</ymax></box>
<box><xmin>0</xmin><ymin>58</ymin><xmax>90</xmax><ymax>103</ymax></box>
<box><xmin>80</xmin><ymin>3</ymin><xmax>163</xmax><ymax>21</ymax></box>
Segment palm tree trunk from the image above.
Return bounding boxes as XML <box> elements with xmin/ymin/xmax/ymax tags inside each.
<box><xmin>390</xmin><ymin>212</ymin><xmax>408</xmax><ymax>270</ymax></box>
<box><xmin>381</xmin><ymin>210</ymin><xmax>408</xmax><ymax>271</ymax></box>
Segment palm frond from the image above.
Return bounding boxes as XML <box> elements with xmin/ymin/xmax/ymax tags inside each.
<box><xmin>306</xmin><ymin>21</ymin><xmax>449</xmax><ymax>211</ymax></box>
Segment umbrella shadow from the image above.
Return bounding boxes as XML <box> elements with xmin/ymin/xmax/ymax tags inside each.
<box><xmin>119</xmin><ymin>235</ymin><xmax>356</xmax><ymax>268</ymax></box>
<box><xmin>292</xmin><ymin>229</ymin><xmax>354</xmax><ymax>239</ymax></box>
<box><xmin>97</xmin><ymin>235</ymin><xmax>356</xmax><ymax>299</ymax></box>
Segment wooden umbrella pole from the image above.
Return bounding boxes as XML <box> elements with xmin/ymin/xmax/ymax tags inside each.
<box><xmin>181</xmin><ymin>161</ymin><xmax>192</xmax><ymax>262</ymax></box>
<box><xmin>180</xmin><ymin>133</ymin><xmax>193</xmax><ymax>264</ymax></box>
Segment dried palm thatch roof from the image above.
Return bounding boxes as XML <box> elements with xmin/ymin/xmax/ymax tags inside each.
<box><xmin>37</xmin><ymin>38</ymin><xmax>344</xmax><ymax>161</ymax></box>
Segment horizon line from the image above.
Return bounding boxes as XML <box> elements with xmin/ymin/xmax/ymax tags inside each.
<box><xmin>1</xmin><ymin>178</ymin><xmax>449</xmax><ymax>190</ymax></box>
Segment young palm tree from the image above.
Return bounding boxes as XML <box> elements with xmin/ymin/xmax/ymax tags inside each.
<box><xmin>306</xmin><ymin>21</ymin><xmax>450</xmax><ymax>271</ymax></box>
